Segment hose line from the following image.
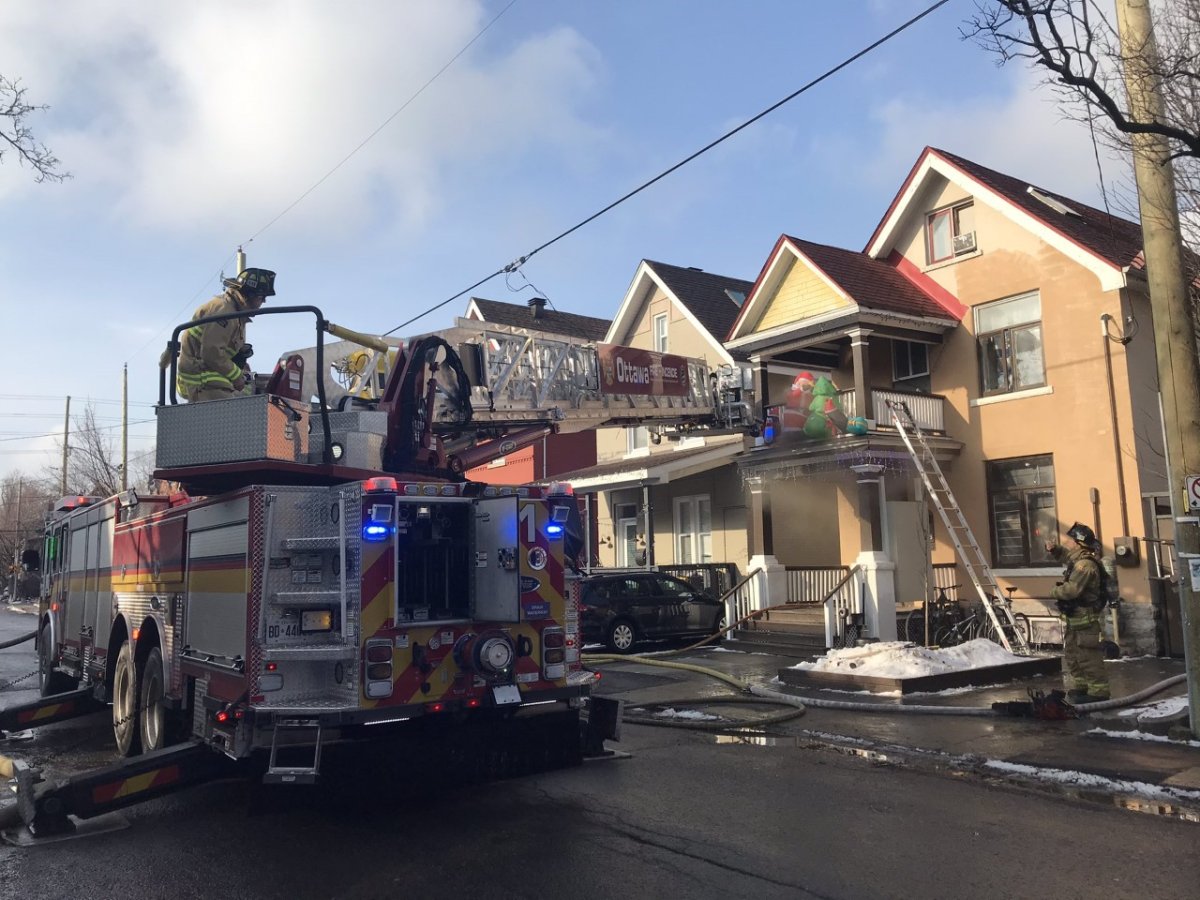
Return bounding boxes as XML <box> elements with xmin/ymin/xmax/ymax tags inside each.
<box><xmin>0</xmin><ymin>631</ymin><xmax>36</xmax><ymax>651</ymax></box>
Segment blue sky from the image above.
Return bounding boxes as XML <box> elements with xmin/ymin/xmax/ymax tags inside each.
<box><xmin>0</xmin><ymin>0</ymin><xmax>1125</xmax><ymax>481</ymax></box>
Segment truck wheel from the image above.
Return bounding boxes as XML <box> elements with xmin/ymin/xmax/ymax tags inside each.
<box><xmin>113</xmin><ymin>640</ymin><xmax>142</xmax><ymax>757</ymax></box>
<box><xmin>138</xmin><ymin>646</ymin><xmax>167</xmax><ymax>752</ymax></box>
<box><xmin>38</xmin><ymin>623</ymin><xmax>76</xmax><ymax>697</ymax></box>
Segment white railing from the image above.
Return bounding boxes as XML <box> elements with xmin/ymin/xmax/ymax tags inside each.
<box><xmin>786</xmin><ymin>566</ymin><xmax>851</xmax><ymax>603</ymax></box>
<box><xmin>833</xmin><ymin>389</ymin><xmax>944</xmax><ymax>432</ymax></box>
<box><xmin>723</xmin><ymin>568</ymin><xmax>763</xmax><ymax>634</ymax></box>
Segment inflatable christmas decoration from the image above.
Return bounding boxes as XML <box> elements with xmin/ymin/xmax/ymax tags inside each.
<box><xmin>779</xmin><ymin>371</ymin><xmax>850</xmax><ymax>440</ymax></box>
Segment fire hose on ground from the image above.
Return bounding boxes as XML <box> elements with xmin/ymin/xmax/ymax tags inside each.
<box><xmin>0</xmin><ymin>631</ymin><xmax>36</xmax><ymax>651</ymax></box>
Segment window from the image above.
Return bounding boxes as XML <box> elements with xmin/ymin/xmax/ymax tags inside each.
<box><xmin>987</xmin><ymin>455</ymin><xmax>1057</xmax><ymax>568</ymax></box>
<box><xmin>893</xmin><ymin>341</ymin><xmax>930</xmax><ymax>391</ymax></box>
<box><xmin>627</xmin><ymin>426</ymin><xmax>649</xmax><ymax>454</ymax></box>
<box><xmin>926</xmin><ymin>201</ymin><xmax>975</xmax><ymax>264</ymax></box>
<box><xmin>653</xmin><ymin>313</ymin><xmax>668</xmax><ymax>353</ymax></box>
<box><xmin>674</xmin><ymin>495</ymin><xmax>712</xmax><ymax>564</ymax></box>
<box><xmin>975</xmin><ymin>291</ymin><xmax>1045</xmax><ymax>397</ymax></box>
<box><xmin>615</xmin><ymin>503</ymin><xmax>639</xmax><ymax>567</ymax></box>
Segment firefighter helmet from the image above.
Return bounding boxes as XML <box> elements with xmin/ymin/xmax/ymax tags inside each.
<box><xmin>223</xmin><ymin>267</ymin><xmax>276</xmax><ymax>298</ymax></box>
<box><xmin>1066</xmin><ymin>521</ymin><xmax>1097</xmax><ymax>547</ymax></box>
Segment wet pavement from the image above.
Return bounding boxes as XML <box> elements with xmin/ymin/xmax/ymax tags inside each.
<box><xmin>589</xmin><ymin>644</ymin><xmax>1200</xmax><ymax>812</ymax></box>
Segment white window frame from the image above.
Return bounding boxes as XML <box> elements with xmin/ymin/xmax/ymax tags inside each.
<box><xmin>615</xmin><ymin>503</ymin><xmax>639</xmax><ymax>567</ymax></box>
<box><xmin>673</xmin><ymin>494</ymin><xmax>712</xmax><ymax>565</ymax></box>
<box><xmin>925</xmin><ymin>200</ymin><xmax>975</xmax><ymax>264</ymax></box>
<box><xmin>653</xmin><ymin>313</ymin><xmax>668</xmax><ymax>353</ymax></box>
<box><xmin>626</xmin><ymin>426</ymin><xmax>649</xmax><ymax>456</ymax></box>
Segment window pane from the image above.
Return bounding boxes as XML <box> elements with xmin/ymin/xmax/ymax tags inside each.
<box><xmin>1012</xmin><ymin>324</ymin><xmax>1045</xmax><ymax>389</ymax></box>
<box><xmin>656</xmin><ymin>576</ymin><xmax>691</xmax><ymax>597</ymax></box>
<box><xmin>992</xmin><ymin>495</ymin><xmax>1026</xmax><ymax>566</ymax></box>
<box><xmin>978</xmin><ymin>333</ymin><xmax>1010</xmax><ymax>394</ymax></box>
<box><xmin>628</xmin><ymin>426</ymin><xmax>648</xmax><ymax>452</ymax></box>
<box><xmin>894</xmin><ymin>343</ymin><xmax>911</xmax><ymax>379</ymax></box>
<box><xmin>976</xmin><ymin>292</ymin><xmax>1040</xmax><ymax>332</ymax></box>
<box><xmin>954</xmin><ymin>203</ymin><xmax>974</xmax><ymax>235</ymax></box>
<box><xmin>929</xmin><ymin>211</ymin><xmax>952</xmax><ymax>260</ymax></box>
<box><xmin>1025</xmin><ymin>490</ymin><xmax>1058</xmax><ymax>564</ymax></box>
<box><xmin>910</xmin><ymin>343</ymin><xmax>929</xmax><ymax>375</ymax></box>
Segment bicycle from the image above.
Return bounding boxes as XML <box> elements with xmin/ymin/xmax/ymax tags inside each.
<box><xmin>938</xmin><ymin>588</ymin><xmax>1032</xmax><ymax>650</ymax></box>
<box><xmin>904</xmin><ymin>584</ymin><xmax>963</xmax><ymax>645</ymax></box>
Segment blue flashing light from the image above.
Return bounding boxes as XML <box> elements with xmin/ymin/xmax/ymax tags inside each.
<box><xmin>545</xmin><ymin>522</ymin><xmax>565</xmax><ymax>539</ymax></box>
<box><xmin>363</xmin><ymin>523</ymin><xmax>393</xmax><ymax>542</ymax></box>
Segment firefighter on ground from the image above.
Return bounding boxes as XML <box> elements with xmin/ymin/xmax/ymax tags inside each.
<box><xmin>176</xmin><ymin>268</ymin><xmax>276</xmax><ymax>402</ymax></box>
<box><xmin>1045</xmin><ymin>521</ymin><xmax>1111</xmax><ymax>703</ymax></box>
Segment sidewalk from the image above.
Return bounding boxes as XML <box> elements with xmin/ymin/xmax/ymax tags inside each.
<box><xmin>589</xmin><ymin>646</ymin><xmax>1200</xmax><ymax>816</ymax></box>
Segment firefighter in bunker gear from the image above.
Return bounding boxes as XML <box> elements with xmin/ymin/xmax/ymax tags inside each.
<box><xmin>177</xmin><ymin>268</ymin><xmax>276</xmax><ymax>402</ymax></box>
<box><xmin>1046</xmin><ymin>521</ymin><xmax>1110</xmax><ymax>703</ymax></box>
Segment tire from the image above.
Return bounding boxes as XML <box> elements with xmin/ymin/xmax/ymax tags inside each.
<box><xmin>1011</xmin><ymin>613</ymin><xmax>1032</xmax><ymax>649</ymax></box>
<box><xmin>606</xmin><ymin>619</ymin><xmax>638</xmax><ymax>654</ymax></box>
<box><xmin>904</xmin><ymin>610</ymin><xmax>926</xmax><ymax>644</ymax></box>
<box><xmin>934</xmin><ymin>624</ymin><xmax>962</xmax><ymax>648</ymax></box>
<box><xmin>711</xmin><ymin>615</ymin><xmax>726</xmax><ymax>641</ymax></box>
<box><xmin>38</xmin><ymin>623</ymin><xmax>76</xmax><ymax>697</ymax></box>
<box><xmin>138</xmin><ymin>646</ymin><xmax>169</xmax><ymax>752</ymax></box>
<box><xmin>113</xmin><ymin>640</ymin><xmax>141</xmax><ymax>757</ymax></box>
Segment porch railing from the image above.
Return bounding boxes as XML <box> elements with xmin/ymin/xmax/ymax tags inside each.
<box><xmin>785</xmin><ymin>566</ymin><xmax>850</xmax><ymax>603</ymax></box>
<box><xmin>834</xmin><ymin>388</ymin><xmax>945</xmax><ymax>432</ymax></box>
<box><xmin>822</xmin><ymin>565</ymin><xmax>863</xmax><ymax>649</ymax></box>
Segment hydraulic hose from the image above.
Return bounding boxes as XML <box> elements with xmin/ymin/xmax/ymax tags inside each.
<box><xmin>621</xmin><ymin>695</ymin><xmax>806</xmax><ymax>730</ymax></box>
<box><xmin>584</xmin><ymin>653</ymin><xmax>748</xmax><ymax>692</ymax></box>
<box><xmin>0</xmin><ymin>631</ymin><xmax>36</xmax><ymax>651</ymax></box>
<box><xmin>1072</xmin><ymin>673</ymin><xmax>1186</xmax><ymax>712</ymax></box>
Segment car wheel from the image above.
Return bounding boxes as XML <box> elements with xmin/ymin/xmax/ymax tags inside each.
<box><xmin>113</xmin><ymin>640</ymin><xmax>142</xmax><ymax>757</ymax></box>
<box><xmin>606</xmin><ymin>619</ymin><xmax>637</xmax><ymax>654</ymax></box>
<box><xmin>38</xmin><ymin>622</ymin><xmax>76</xmax><ymax>697</ymax></box>
<box><xmin>712</xmin><ymin>615</ymin><xmax>727</xmax><ymax>641</ymax></box>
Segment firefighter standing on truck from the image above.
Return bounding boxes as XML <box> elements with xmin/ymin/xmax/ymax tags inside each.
<box><xmin>176</xmin><ymin>268</ymin><xmax>276</xmax><ymax>402</ymax></box>
<box><xmin>1045</xmin><ymin>521</ymin><xmax>1111</xmax><ymax>703</ymax></box>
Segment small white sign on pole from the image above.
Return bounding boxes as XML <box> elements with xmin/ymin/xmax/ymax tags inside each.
<box><xmin>1186</xmin><ymin>475</ymin><xmax>1200</xmax><ymax>511</ymax></box>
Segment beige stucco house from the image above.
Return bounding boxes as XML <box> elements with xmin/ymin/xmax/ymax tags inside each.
<box><xmin>728</xmin><ymin>147</ymin><xmax>1177</xmax><ymax>655</ymax></box>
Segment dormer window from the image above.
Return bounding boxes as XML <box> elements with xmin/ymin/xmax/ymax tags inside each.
<box><xmin>926</xmin><ymin>201</ymin><xmax>976</xmax><ymax>264</ymax></box>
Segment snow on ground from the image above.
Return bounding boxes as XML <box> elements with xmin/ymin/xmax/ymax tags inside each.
<box><xmin>653</xmin><ymin>707</ymin><xmax>722</xmax><ymax>721</ymax></box>
<box><xmin>984</xmin><ymin>760</ymin><xmax>1200</xmax><ymax>803</ymax></box>
<box><xmin>1116</xmin><ymin>695</ymin><xmax>1189</xmax><ymax>719</ymax></box>
<box><xmin>789</xmin><ymin>639</ymin><xmax>1025</xmax><ymax>678</ymax></box>
<box><xmin>1087</xmin><ymin>727</ymin><xmax>1200</xmax><ymax>748</ymax></box>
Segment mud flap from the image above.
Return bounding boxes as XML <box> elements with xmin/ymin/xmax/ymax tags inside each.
<box><xmin>583</xmin><ymin>696</ymin><xmax>623</xmax><ymax>756</ymax></box>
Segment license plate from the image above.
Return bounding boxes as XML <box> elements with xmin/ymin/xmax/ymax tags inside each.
<box><xmin>492</xmin><ymin>685</ymin><xmax>521</xmax><ymax>706</ymax></box>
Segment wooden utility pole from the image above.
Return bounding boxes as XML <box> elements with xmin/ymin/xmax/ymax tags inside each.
<box><xmin>60</xmin><ymin>395</ymin><xmax>71</xmax><ymax>495</ymax></box>
<box><xmin>1116</xmin><ymin>0</ymin><xmax>1200</xmax><ymax>735</ymax></box>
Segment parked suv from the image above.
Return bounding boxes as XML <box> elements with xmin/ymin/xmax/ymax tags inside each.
<box><xmin>578</xmin><ymin>571</ymin><xmax>725</xmax><ymax>653</ymax></box>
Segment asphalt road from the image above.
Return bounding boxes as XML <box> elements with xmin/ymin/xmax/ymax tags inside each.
<box><xmin>3</xmin><ymin>608</ymin><xmax>1198</xmax><ymax>900</ymax></box>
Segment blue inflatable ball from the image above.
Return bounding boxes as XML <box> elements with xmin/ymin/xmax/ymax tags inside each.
<box><xmin>846</xmin><ymin>416</ymin><xmax>868</xmax><ymax>436</ymax></box>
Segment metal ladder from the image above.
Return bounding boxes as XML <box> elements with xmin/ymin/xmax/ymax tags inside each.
<box><xmin>887</xmin><ymin>400</ymin><xmax>1031</xmax><ymax>655</ymax></box>
<box><xmin>264</xmin><ymin>718</ymin><xmax>323</xmax><ymax>784</ymax></box>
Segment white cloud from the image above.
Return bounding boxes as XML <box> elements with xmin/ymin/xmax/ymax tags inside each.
<box><xmin>862</xmin><ymin>66</ymin><xmax>1130</xmax><ymax>209</ymax></box>
<box><xmin>0</xmin><ymin>1</ymin><xmax>603</xmax><ymax>240</ymax></box>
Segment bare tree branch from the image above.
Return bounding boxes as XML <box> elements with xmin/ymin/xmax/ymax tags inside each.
<box><xmin>0</xmin><ymin>74</ymin><xmax>69</xmax><ymax>183</ymax></box>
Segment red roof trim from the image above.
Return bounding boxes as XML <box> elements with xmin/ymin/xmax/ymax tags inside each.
<box><xmin>885</xmin><ymin>250</ymin><xmax>968</xmax><ymax>319</ymax></box>
<box><xmin>863</xmin><ymin>146</ymin><xmax>935</xmax><ymax>254</ymax></box>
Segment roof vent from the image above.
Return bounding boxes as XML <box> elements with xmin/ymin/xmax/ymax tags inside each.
<box><xmin>687</xmin><ymin>266</ymin><xmax>703</xmax><ymax>271</ymax></box>
<box><xmin>528</xmin><ymin>297</ymin><xmax>547</xmax><ymax>320</ymax></box>
<box><xmin>1026</xmin><ymin>186</ymin><xmax>1081</xmax><ymax>218</ymax></box>
<box><xmin>724</xmin><ymin>289</ymin><xmax>746</xmax><ymax>307</ymax></box>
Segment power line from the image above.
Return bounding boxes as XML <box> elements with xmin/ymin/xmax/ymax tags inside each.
<box><xmin>0</xmin><ymin>419</ymin><xmax>156</xmax><ymax>444</ymax></box>
<box><xmin>125</xmin><ymin>0</ymin><xmax>520</xmax><ymax>368</ymax></box>
<box><xmin>383</xmin><ymin>0</ymin><xmax>955</xmax><ymax>335</ymax></box>
<box><xmin>0</xmin><ymin>394</ymin><xmax>155</xmax><ymax>407</ymax></box>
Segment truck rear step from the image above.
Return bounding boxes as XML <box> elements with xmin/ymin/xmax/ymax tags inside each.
<box><xmin>264</xmin><ymin>718</ymin><xmax>323</xmax><ymax>785</ymax></box>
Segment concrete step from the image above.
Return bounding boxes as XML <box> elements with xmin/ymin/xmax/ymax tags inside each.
<box><xmin>721</xmin><ymin>637</ymin><xmax>826</xmax><ymax>658</ymax></box>
<box><xmin>724</xmin><ymin>628</ymin><xmax>828</xmax><ymax>658</ymax></box>
<box><xmin>752</xmin><ymin>605</ymin><xmax>825</xmax><ymax>627</ymax></box>
<box><xmin>739</xmin><ymin>620</ymin><xmax>825</xmax><ymax>636</ymax></box>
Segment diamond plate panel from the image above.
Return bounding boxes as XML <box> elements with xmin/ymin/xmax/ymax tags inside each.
<box><xmin>156</xmin><ymin>395</ymin><xmax>309</xmax><ymax>468</ymax></box>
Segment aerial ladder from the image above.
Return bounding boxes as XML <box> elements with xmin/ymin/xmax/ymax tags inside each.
<box><xmin>887</xmin><ymin>400</ymin><xmax>1031</xmax><ymax>655</ymax></box>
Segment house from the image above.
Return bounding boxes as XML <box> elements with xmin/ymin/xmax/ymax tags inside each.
<box><xmin>551</xmin><ymin>260</ymin><xmax>755</xmax><ymax>577</ymax></box>
<box><xmin>460</xmin><ymin>296</ymin><xmax>609</xmax><ymax>488</ymax></box>
<box><xmin>725</xmin><ymin>146</ymin><xmax>1173</xmax><ymax>655</ymax></box>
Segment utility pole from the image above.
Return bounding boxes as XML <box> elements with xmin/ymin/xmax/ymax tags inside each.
<box><xmin>121</xmin><ymin>364</ymin><xmax>128</xmax><ymax>492</ymax></box>
<box><xmin>1116</xmin><ymin>0</ymin><xmax>1200</xmax><ymax>736</ymax></box>
<box><xmin>60</xmin><ymin>395</ymin><xmax>71</xmax><ymax>495</ymax></box>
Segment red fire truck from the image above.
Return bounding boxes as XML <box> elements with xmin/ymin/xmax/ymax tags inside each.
<box><xmin>3</xmin><ymin>303</ymin><xmax>756</xmax><ymax>833</ymax></box>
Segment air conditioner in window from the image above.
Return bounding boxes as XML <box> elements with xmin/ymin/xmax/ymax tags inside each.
<box><xmin>953</xmin><ymin>231</ymin><xmax>977</xmax><ymax>255</ymax></box>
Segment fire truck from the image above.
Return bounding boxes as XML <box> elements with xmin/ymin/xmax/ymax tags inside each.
<box><xmin>2</xmin><ymin>302</ymin><xmax>757</xmax><ymax>834</ymax></box>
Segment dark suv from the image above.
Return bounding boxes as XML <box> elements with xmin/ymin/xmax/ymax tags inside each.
<box><xmin>578</xmin><ymin>572</ymin><xmax>725</xmax><ymax>653</ymax></box>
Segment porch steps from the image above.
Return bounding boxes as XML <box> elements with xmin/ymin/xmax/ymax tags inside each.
<box><xmin>724</xmin><ymin>605</ymin><xmax>827</xmax><ymax>657</ymax></box>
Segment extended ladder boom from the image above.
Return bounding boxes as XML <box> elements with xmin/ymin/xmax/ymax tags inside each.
<box><xmin>887</xmin><ymin>400</ymin><xmax>1031</xmax><ymax>655</ymax></box>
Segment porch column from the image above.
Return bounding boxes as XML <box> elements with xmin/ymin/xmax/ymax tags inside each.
<box><xmin>850</xmin><ymin>329</ymin><xmax>872</xmax><ymax>425</ymax></box>
<box><xmin>851</xmin><ymin>464</ymin><xmax>897</xmax><ymax>641</ymax></box>
<box><xmin>641</xmin><ymin>483</ymin><xmax>655</xmax><ymax>568</ymax></box>
<box><xmin>752</xmin><ymin>357</ymin><xmax>770</xmax><ymax>416</ymax></box>
<box><xmin>746</xmin><ymin>475</ymin><xmax>786</xmax><ymax>610</ymax></box>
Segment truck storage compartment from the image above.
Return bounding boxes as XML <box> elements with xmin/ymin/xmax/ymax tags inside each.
<box><xmin>396</xmin><ymin>500</ymin><xmax>472</xmax><ymax>622</ymax></box>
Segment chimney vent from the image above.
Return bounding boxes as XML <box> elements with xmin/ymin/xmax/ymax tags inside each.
<box><xmin>528</xmin><ymin>297</ymin><xmax>547</xmax><ymax>320</ymax></box>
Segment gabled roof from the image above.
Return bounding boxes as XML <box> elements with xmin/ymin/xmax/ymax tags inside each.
<box><xmin>727</xmin><ymin>234</ymin><xmax>959</xmax><ymax>344</ymax></box>
<box><xmin>865</xmin><ymin>147</ymin><xmax>1146</xmax><ymax>291</ymax></box>
<box><xmin>466</xmin><ymin>297</ymin><xmax>611</xmax><ymax>342</ymax></box>
<box><xmin>606</xmin><ymin>260</ymin><xmax>753</xmax><ymax>364</ymax></box>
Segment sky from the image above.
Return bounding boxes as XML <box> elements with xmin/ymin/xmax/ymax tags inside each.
<box><xmin>0</xmin><ymin>0</ymin><xmax>1129</xmax><ymax>483</ymax></box>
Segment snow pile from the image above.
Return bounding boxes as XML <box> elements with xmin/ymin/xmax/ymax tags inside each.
<box><xmin>1116</xmin><ymin>695</ymin><xmax>1189</xmax><ymax>720</ymax></box>
<box><xmin>1087</xmin><ymin>727</ymin><xmax>1200</xmax><ymax>748</ymax></box>
<box><xmin>789</xmin><ymin>639</ymin><xmax>1025</xmax><ymax>678</ymax></box>
<box><xmin>653</xmin><ymin>707</ymin><xmax>721</xmax><ymax>721</ymax></box>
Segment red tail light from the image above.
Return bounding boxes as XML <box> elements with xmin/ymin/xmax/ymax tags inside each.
<box><xmin>427</xmin><ymin>702</ymin><xmax>446</xmax><ymax>714</ymax></box>
<box><xmin>215</xmin><ymin>709</ymin><xmax>231</xmax><ymax>724</ymax></box>
<box><xmin>543</xmin><ymin>631</ymin><xmax>565</xmax><ymax>649</ymax></box>
<box><xmin>366</xmin><ymin>644</ymin><xmax>392</xmax><ymax>663</ymax></box>
<box><xmin>465</xmin><ymin>698</ymin><xmax>481</xmax><ymax>709</ymax></box>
